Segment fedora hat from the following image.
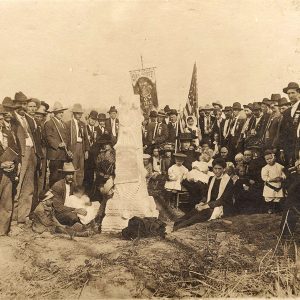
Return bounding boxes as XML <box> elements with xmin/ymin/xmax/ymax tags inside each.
<box><xmin>158</xmin><ymin>109</ymin><xmax>166</xmax><ymax>117</ymax></box>
<box><xmin>51</xmin><ymin>102</ymin><xmax>68</xmax><ymax>113</ymax></box>
<box><xmin>261</xmin><ymin>98</ymin><xmax>270</xmax><ymax>106</ymax></box>
<box><xmin>232</xmin><ymin>102</ymin><xmax>242</xmax><ymax>111</ymax></box>
<box><xmin>174</xmin><ymin>152</ymin><xmax>187</xmax><ymax>159</ymax></box>
<box><xmin>40</xmin><ymin>101</ymin><xmax>50</xmax><ymax>112</ymax></box>
<box><xmin>149</xmin><ymin>110</ymin><xmax>158</xmax><ymax>118</ymax></box>
<box><xmin>88</xmin><ymin>110</ymin><xmax>98</xmax><ymax>120</ymax></box>
<box><xmin>168</xmin><ymin>109</ymin><xmax>178</xmax><ymax>116</ymax></box>
<box><xmin>14</xmin><ymin>91</ymin><xmax>28</xmax><ymax>102</ymax></box>
<box><xmin>252</xmin><ymin>102</ymin><xmax>261</xmax><ymax>111</ymax></box>
<box><xmin>58</xmin><ymin>162</ymin><xmax>78</xmax><ymax>173</ymax></box>
<box><xmin>243</xmin><ymin>103</ymin><xmax>253</xmax><ymax>111</ymax></box>
<box><xmin>35</xmin><ymin>106</ymin><xmax>47</xmax><ymax>116</ymax></box>
<box><xmin>203</xmin><ymin>104</ymin><xmax>213</xmax><ymax>110</ymax></box>
<box><xmin>98</xmin><ymin>113</ymin><xmax>107</xmax><ymax>120</ymax></box>
<box><xmin>212</xmin><ymin>100</ymin><xmax>223</xmax><ymax>109</ymax></box>
<box><xmin>278</xmin><ymin>97</ymin><xmax>289</xmax><ymax>107</ymax></box>
<box><xmin>179</xmin><ymin>133</ymin><xmax>193</xmax><ymax>141</ymax></box>
<box><xmin>283</xmin><ymin>82</ymin><xmax>300</xmax><ymax>94</ymax></box>
<box><xmin>223</xmin><ymin>106</ymin><xmax>232</xmax><ymax>112</ymax></box>
<box><xmin>164</xmin><ymin>105</ymin><xmax>171</xmax><ymax>113</ymax></box>
<box><xmin>108</xmin><ymin>106</ymin><xmax>117</xmax><ymax>113</ymax></box>
<box><xmin>2</xmin><ymin>97</ymin><xmax>18</xmax><ymax>109</ymax></box>
<box><xmin>71</xmin><ymin>103</ymin><xmax>84</xmax><ymax>113</ymax></box>
<box><xmin>270</xmin><ymin>94</ymin><xmax>281</xmax><ymax>102</ymax></box>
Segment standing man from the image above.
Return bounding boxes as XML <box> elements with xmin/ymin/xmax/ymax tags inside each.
<box><xmin>66</xmin><ymin>103</ymin><xmax>90</xmax><ymax>186</ymax></box>
<box><xmin>167</xmin><ymin>109</ymin><xmax>181</xmax><ymax>145</ymax></box>
<box><xmin>221</xmin><ymin>106</ymin><xmax>233</xmax><ymax>147</ymax></box>
<box><xmin>84</xmin><ymin>110</ymin><xmax>99</xmax><ymax>193</ymax></box>
<box><xmin>12</xmin><ymin>92</ymin><xmax>42</xmax><ymax>224</ymax></box>
<box><xmin>199</xmin><ymin>104</ymin><xmax>214</xmax><ymax>140</ymax></box>
<box><xmin>44</xmin><ymin>102</ymin><xmax>70</xmax><ymax>187</ymax></box>
<box><xmin>105</xmin><ymin>106</ymin><xmax>119</xmax><ymax>145</ymax></box>
<box><xmin>240</xmin><ymin>103</ymin><xmax>254</xmax><ymax>147</ymax></box>
<box><xmin>279</xmin><ymin>82</ymin><xmax>300</xmax><ymax>166</ymax></box>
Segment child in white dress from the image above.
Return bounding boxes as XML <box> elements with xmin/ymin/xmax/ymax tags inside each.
<box><xmin>64</xmin><ymin>186</ymin><xmax>100</xmax><ymax>225</ymax></box>
<box><xmin>261</xmin><ymin>150</ymin><xmax>286</xmax><ymax>214</ymax></box>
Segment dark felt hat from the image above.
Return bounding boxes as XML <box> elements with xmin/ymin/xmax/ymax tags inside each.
<box><xmin>232</xmin><ymin>102</ymin><xmax>242</xmax><ymax>111</ymax></box>
<box><xmin>278</xmin><ymin>97</ymin><xmax>289</xmax><ymax>107</ymax></box>
<box><xmin>157</xmin><ymin>109</ymin><xmax>166</xmax><ymax>117</ymax></box>
<box><xmin>40</xmin><ymin>101</ymin><xmax>50</xmax><ymax>111</ymax></box>
<box><xmin>283</xmin><ymin>82</ymin><xmax>300</xmax><ymax>94</ymax></box>
<box><xmin>243</xmin><ymin>103</ymin><xmax>253</xmax><ymax>111</ymax></box>
<box><xmin>98</xmin><ymin>113</ymin><xmax>107</xmax><ymax>120</ymax></box>
<box><xmin>261</xmin><ymin>98</ymin><xmax>271</xmax><ymax>106</ymax></box>
<box><xmin>168</xmin><ymin>109</ymin><xmax>178</xmax><ymax>116</ymax></box>
<box><xmin>88</xmin><ymin>110</ymin><xmax>98</xmax><ymax>120</ymax></box>
<box><xmin>223</xmin><ymin>106</ymin><xmax>232</xmax><ymax>112</ymax></box>
<box><xmin>108</xmin><ymin>106</ymin><xmax>117</xmax><ymax>113</ymax></box>
<box><xmin>14</xmin><ymin>91</ymin><xmax>28</xmax><ymax>102</ymax></box>
<box><xmin>252</xmin><ymin>102</ymin><xmax>261</xmax><ymax>110</ymax></box>
<box><xmin>164</xmin><ymin>105</ymin><xmax>171</xmax><ymax>113</ymax></box>
<box><xmin>2</xmin><ymin>97</ymin><xmax>17</xmax><ymax>109</ymax></box>
<box><xmin>270</xmin><ymin>94</ymin><xmax>281</xmax><ymax>102</ymax></box>
<box><xmin>149</xmin><ymin>110</ymin><xmax>158</xmax><ymax>118</ymax></box>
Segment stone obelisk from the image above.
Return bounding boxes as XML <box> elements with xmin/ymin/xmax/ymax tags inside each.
<box><xmin>101</xmin><ymin>96</ymin><xmax>159</xmax><ymax>232</ymax></box>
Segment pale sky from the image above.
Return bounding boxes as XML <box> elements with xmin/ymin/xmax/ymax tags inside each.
<box><xmin>0</xmin><ymin>0</ymin><xmax>300</xmax><ymax>112</ymax></box>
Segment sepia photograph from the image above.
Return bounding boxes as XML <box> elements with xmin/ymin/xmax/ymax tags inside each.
<box><xmin>1</xmin><ymin>0</ymin><xmax>300</xmax><ymax>298</ymax></box>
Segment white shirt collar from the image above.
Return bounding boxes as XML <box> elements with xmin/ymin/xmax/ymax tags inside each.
<box><xmin>291</xmin><ymin>100</ymin><xmax>300</xmax><ymax>117</ymax></box>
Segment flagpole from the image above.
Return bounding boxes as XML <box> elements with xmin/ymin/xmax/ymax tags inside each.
<box><xmin>194</xmin><ymin>62</ymin><xmax>202</xmax><ymax>144</ymax></box>
<box><xmin>141</xmin><ymin>55</ymin><xmax>144</xmax><ymax>69</ymax></box>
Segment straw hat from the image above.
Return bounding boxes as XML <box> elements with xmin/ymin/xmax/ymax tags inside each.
<box><xmin>71</xmin><ymin>103</ymin><xmax>84</xmax><ymax>113</ymax></box>
<box><xmin>51</xmin><ymin>102</ymin><xmax>68</xmax><ymax>113</ymax></box>
<box><xmin>58</xmin><ymin>162</ymin><xmax>78</xmax><ymax>173</ymax></box>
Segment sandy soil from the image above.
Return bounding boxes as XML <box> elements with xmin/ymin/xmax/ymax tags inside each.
<box><xmin>1</xmin><ymin>212</ymin><xmax>299</xmax><ymax>299</ymax></box>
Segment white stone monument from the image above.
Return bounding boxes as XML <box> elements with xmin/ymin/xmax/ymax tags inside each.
<box><xmin>101</xmin><ymin>96</ymin><xmax>159</xmax><ymax>232</ymax></box>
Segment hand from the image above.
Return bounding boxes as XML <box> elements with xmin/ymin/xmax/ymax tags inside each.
<box><xmin>75</xmin><ymin>208</ymin><xmax>87</xmax><ymax>216</ymax></box>
<box><xmin>0</xmin><ymin>161</ymin><xmax>14</xmax><ymax>169</ymax></box>
<box><xmin>249</xmin><ymin>180</ymin><xmax>255</xmax><ymax>185</ymax></box>
<box><xmin>243</xmin><ymin>185</ymin><xmax>250</xmax><ymax>191</ymax></box>
<box><xmin>232</xmin><ymin>175</ymin><xmax>239</xmax><ymax>184</ymax></box>
<box><xmin>195</xmin><ymin>203</ymin><xmax>209</xmax><ymax>212</ymax></box>
<box><xmin>58</xmin><ymin>142</ymin><xmax>66</xmax><ymax>149</ymax></box>
<box><xmin>84</xmin><ymin>151</ymin><xmax>89</xmax><ymax>160</ymax></box>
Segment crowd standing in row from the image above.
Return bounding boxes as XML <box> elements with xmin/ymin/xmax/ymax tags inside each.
<box><xmin>0</xmin><ymin>81</ymin><xmax>300</xmax><ymax>236</ymax></box>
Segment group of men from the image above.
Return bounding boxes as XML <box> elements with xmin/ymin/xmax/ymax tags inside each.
<box><xmin>142</xmin><ymin>81</ymin><xmax>300</xmax><ymax>168</ymax></box>
<box><xmin>0</xmin><ymin>91</ymin><xmax>119</xmax><ymax>235</ymax></box>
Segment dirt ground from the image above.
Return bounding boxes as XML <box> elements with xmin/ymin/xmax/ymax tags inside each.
<box><xmin>1</xmin><ymin>210</ymin><xmax>300</xmax><ymax>299</ymax></box>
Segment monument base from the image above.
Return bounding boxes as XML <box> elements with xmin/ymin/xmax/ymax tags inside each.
<box><xmin>101</xmin><ymin>183</ymin><xmax>159</xmax><ymax>233</ymax></box>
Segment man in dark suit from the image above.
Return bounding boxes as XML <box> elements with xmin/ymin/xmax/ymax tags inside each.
<box><xmin>84</xmin><ymin>110</ymin><xmax>100</xmax><ymax>194</ymax></box>
<box><xmin>146</xmin><ymin>110</ymin><xmax>168</xmax><ymax>153</ymax></box>
<box><xmin>52</xmin><ymin>162</ymin><xmax>87</xmax><ymax>226</ymax></box>
<box><xmin>199</xmin><ymin>104</ymin><xmax>215</xmax><ymax>140</ymax></box>
<box><xmin>44</xmin><ymin>102</ymin><xmax>71</xmax><ymax>187</ymax></box>
<box><xmin>11</xmin><ymin>91</ymin><xmax>43</xmax><ymax>223</ymax></box>
<box><xmin>211</xmin><ymin>108</ymin><xmax>225</xmax><ymax>145</ymax></box>
<box><xmin>279</xmin><ymin>82</ymin><xmax>300</xmax><ymax>166</ymax></box>
<box><xmin>105</xmin><ymin>106</ymin><xmax>119</xmax><ymax>145</ymax></box>
<box><xmin>66</xmin><ymin>103</ymin><xmax>90</xmax><ymax>186</ymax></box>
<box><xmin>167</xmin><ymin>109</ymin><xmax>182</xmax><ymax>146</ymax></box>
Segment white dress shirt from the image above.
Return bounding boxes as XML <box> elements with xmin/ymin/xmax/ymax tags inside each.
<box><xmin>73</xmin><ymin>118</ymin><xmax>83</xmax><ymax>142</ymax></box>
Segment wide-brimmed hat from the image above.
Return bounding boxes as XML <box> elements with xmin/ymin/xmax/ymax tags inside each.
<box><xmin>222</xmin><ymin>106</ymin><xmax>232</xmax><ymax>112</ymax></box>
<box><xmin>2</xmin><ymin>97</ymin><xmax>18</xmax><ymax>109</ymax></box>
<box><xmin>35</xmin><ymin>106</ymin><xmax>47</xmax><ymax>116</ymax></box>
<box><xmin>58</xmin><ymin>162</ymin><xmax>78</xmax><ymax>173</ymax></box>
<box><xmin>28</xmin><ymin>98</ymin><xmax>41</xmax><ymax>108</ymax></box>
<box><xmin>71</xmin><ymin>103</ymin><xmax>84</xmax><ymax>113</ymax></box>
<box><xmin>212</xmin><ymin>100</ymin><xmax>223</xmax><ymax>109</ymax></box>
<box><xmin>283</xmin><ymin>82</ymin><xmax>300</xmax><ymax>94</ymax></box>
<box><xmin>270</xmin><ymin>94</ymin><xmax>281</xmax><ymax>102</ymax></box>
<box><xmin>88</xmin><ymin>110</ymin><xmax>98</xmax><ymax>120</ymax></box>
<box><xmin>252</xmin><ymin>102</ymin><xmax>261</xmax><ymax>111</ymax></box>
<box><xmin>278</xmin><ymin>97</ymin><xmax>289</xmax><ymax>107</ymax></box>
<box><xmin>243</xmin><ymin>103</ymin><xmax>253</xmax><ymax>111</ymax></box>
<box><xmin>261</xmin><ymin>98</ymin><xmax>271</xmax><ymax>106</ymax></box>
<box><xmin>108</xmin><ymin>106</ymin><xmax>117</xmax><ymax>113</ymax></box>
<box><xmin>157</xmin><ymin>109</ymin><xmax>166</xmax><ymax>117</ymax></box>
<box><xmin>174</xmin><ymin>153</ymin><xmax>187</xmax><ymax>159</ymax></box>
<box><xmin>40</xmin><ymin>101</ymin><xmax>50</xmax><ymax>111</ymax></box>
<box><xmin>98</xmin><ymin>113</ymin><xmax>107</xmax><ymax>120</ymax></box>
<box><xmin>168</xmin><ymin>109</ymin><xmax>178</xmax><ymax>116</ymax></box>
<box><xmin>164</xmin><ymin>105</ymin><xmax>171</xmax><ymax>113</ymax></box>
<box><xmin>51</xmin><ymin>102</ymin><xmax>68</xmax><ymax>113</ymax></box>
<box><xmin>14</xmin><ymin>91</ymin><xmax>28</xmax><ymax>103</ymax></box>
<box><xmin>232</xmin><ymin>102</ymin><xmax>242</xmax><ymax>111</ymax></box>
<box><xmin>179</xmin><ymin>132</ymin><xmax>193</xmax><ymax>141</ymax></box>
<box><xmin>203</xmin><ymin>104</ymin><xmax>213</xmax><ymax>110</ymax></box>
<box><xmin>149</xmin><ymin>110</ymin><xmax>158</xmax><ymax>118</ymax></box>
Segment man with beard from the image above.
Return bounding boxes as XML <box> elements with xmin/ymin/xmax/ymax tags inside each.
<box><xmin>11</xmin><ymin>92</ymin><xmax>43</xmax><ymax>224</ymax></box>
<box><xmin>52</xmin><ymin>162</ymin><xmax>87</xmax><ymax>226</ymax></box>
<box><xmin>279</xmin><ymin>82</ymin><xmax>300</xmax><ymax>166</ymax></box>
<box><xmin>0</xmin><ymin>105</ymin><xmax>20</xmax><ymax>235</ymax></box>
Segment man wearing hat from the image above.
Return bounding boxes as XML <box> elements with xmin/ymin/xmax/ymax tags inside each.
<box><xmin>241</xmin><ymin>103</ymin><xmax>255</xmax><ymax>144</ymax></box>
<box><xmin>105</xmin><ymin>106</ymin><xmax>119</xmax><ymax>145</ymax></box>
<box><xmin>44</xmin><ymin>101</ymin><xmax>71</xmax><ymax>187</ymax></box>
<box><xmin>179</xmin><ymin>133</ymin><xmax>198</xmax><ymax>170</ymax></box>
<box><xmin>279</xmin><ymin>82</ymin><xmax>300</xmax><ymax>166</ymax></box>
<box><xmin>11</xmin><ymin>91</ymin><xmax>43</xmax><ymax>224</ymax></box>
<box><xmin>199</xmin><ymin>104</ymin><xmax>215</xmax><ymax>140</ymax></box>
<box><xmin>27</xmin><ymin>98</ymin><xmax>40</xmax><ymax>119</ymax></box>
<box><xmin>149</xmin><ymin>110</ymin><xmax>158</xmax><ymax>123</ymax></box>
<box><xmin>212</xmin><ymin>101</ymin><xmax>223</xmax><ymax>110</ymax></box>
<box><xmin>83</xmin><ymin>110</ymin><xmax>101</xmax><ymax>193</ymax></box>
<box><xmin>221</xmin><ymin>106</ymin><xmax>233</xmax><ymax>146</ymax></box>
<box><xmin>66</xmin><ymin>103</ymin><xmax>90</xmax><ymax>186</ymax></box>
<box><xmin>227</xmin><ymin>102</ymin><xmax>245</xmax><ymax>156</ymax></box>
<box><xmin>145</xmin><ymin>109</ymin><xmax>168</xmax><ymax>154</ymax></box>
<box><xmin>167</xmin><ymin>109</ymin><xmax>182</xmax><ymax>144</ymax></box>
<box><xmin>163</xmin><ymin>105</ymin><xmax>171</xmax><ymax>124</ymax></box>
<box><xmin>52</xmin><ymin>162</ymin><xmax>87</xmax><ymax>226</ymax></box>
<box><xmin>0</xmin><ymin>104</ymin><xmax>20</xmax><ymax>235</ymax></box>
<box><xmin>278</xmin><ymin>97</ymin><xmax>290</xmax><ymax>114</ymax></box>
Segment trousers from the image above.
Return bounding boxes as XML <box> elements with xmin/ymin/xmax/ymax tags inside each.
<box><xmin>0</xmin><ymin>174</ymin><xmax>13</xmax><ymax>235</ymax></box>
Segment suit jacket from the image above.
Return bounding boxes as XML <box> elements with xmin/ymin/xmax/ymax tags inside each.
<box><xmin>44</xmin><ymin>117</ymin><xmax>70</xmax><ymax>161</ymax></box>
<box><xmin>66</xmin><ymin>119</ymin><xmax>90</xmax><ymax>154</ymax></box>
<box><xmin>211</xmin><ymin>118</ymin><xmax>225</xmax><ymax>143</ymax></box>
<box><xmin>199</xmin><ymin>115</ymin><xmax>215</xmax><ymax>136</ymax></box>
<box><xmin>11</xmin><ymin>112</ymin><xmax>43</xmax><ymax>159</ymax></box>
<box><xmin>105</xmin><ymin>118</ymin><xmax>119</xmax><ymax>137</ymax></box>
<box><xmin>52</xmin><ymin>179</ymin><xmax>75</xmax><ymax>215</ymax></box>
<box><xmin>146</xmin><ymin>122</ymin><xmax>168</xmax><ymax>145</ymax></box>
<box><xmin>229</xmin><ymin>117</ymin><xmax>246</xmax><ymax>147</ymax></box>
<box><xmin>167</xmin><ymin>121</ymin><xmax>182</xmax><ymax>143</ymax></box>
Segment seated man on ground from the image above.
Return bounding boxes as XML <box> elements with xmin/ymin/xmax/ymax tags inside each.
<box><xmin>173</xmin><ymin>158</ymin><xmax>234</xmax><ymax>231</ymax></box>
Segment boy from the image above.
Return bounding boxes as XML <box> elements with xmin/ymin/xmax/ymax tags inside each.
<box><xmin>261</xmin><ymin>150</ymin><xmax>286</xmax><ymax>214</ymax></box>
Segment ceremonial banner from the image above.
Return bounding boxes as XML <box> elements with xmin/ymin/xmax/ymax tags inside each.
<box><xmin>129</xmin><ymin>67</ymin><xmax>158</xmax><ymax>114</ymax></box>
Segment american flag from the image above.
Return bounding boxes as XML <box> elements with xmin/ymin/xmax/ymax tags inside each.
<box><xmin>180</xmin><ymin>63</ymin><xmax>198</xmax><ymax>129</ymax></box>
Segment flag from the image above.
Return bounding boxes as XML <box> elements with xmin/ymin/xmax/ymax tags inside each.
<box><xmin>180</xmin><ymin>63</ymin><xmax>198</xmax><ymax>129</ymax></box>
<box><xmin>129</xmin><ymin>67</ymin><xmax>158</xmax><ymax>114</ymax></box>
